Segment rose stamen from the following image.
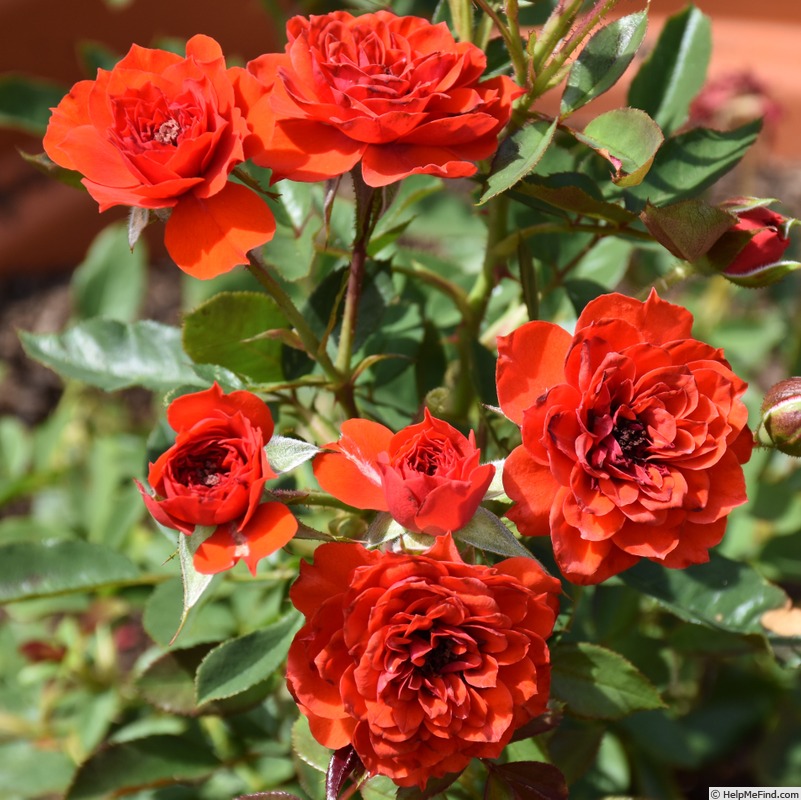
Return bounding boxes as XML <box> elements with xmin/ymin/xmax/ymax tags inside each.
<box><xmin>154</xmin><ymin>118</ymin><xmax>181</xmax><ymax>145</ymax></box>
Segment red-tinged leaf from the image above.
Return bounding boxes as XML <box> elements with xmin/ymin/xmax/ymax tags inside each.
<box><xmin>396</xmin><ymin>772</ymin><xmax>462</xmax><ymax>799</ymax></box>
<box><xmin>640</xmin><ymin>198</ymin><xmax>736</xmax><ymax>261</ymax></box>
<box><xmin>484</xmin><ymin>761</ymin><xmax>568</xmax><ymax>800</ymax></box>
<box><xmin>236</xmin><ymin>794</ymin><xmax>305</xmax><ymax>800</ymax></box>
<box><xmin>326</xmin><ymin>746</ymin><xmax>365</xmax><ymax>800</ymax></box>
<box><xmin>510</xmin><ymin>709</ymin><xmax>564</xmax><ymax>741</ymax></box>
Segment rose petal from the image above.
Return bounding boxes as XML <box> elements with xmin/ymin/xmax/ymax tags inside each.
<box><xmin>164</xmin><ymin>181</ymin><xmax>276</xmax><ymax>279</ymax></box>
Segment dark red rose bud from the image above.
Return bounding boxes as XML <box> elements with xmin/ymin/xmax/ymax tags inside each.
<box><xmin>724</xmin><ymin>207</ymin><xmax>791</xmax><ymax>276</ymax></box>
<box><xmin>761</xmin><ymin>379</ymin><xmax>801</xmax><ymax>457</ymax></box>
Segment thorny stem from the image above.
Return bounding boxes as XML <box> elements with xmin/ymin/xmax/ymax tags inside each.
<box><xmin>448</xmin><ymin>0</ymin><xmax>475</xmax><ymax>43</ymax></box>
<box><xmin>472</xmin><ymin>0</ymin><xmax>528</xmax><ymax>86</ymax></box>
<box><xmin>246</xmin><ymin>250</ymin><xmax>343</xmax><ymax>386</ymax></box>
<box><xmin>447</xmin><ymin>195</ymin><xmax>511</xmax><ymax>420</ymax></box>
<box><xmin>335</xmin><ymin>228</ymin><xmax>369</xmax><ymax>376</ymax></box>
<box><xmin>247</xmin><ymin>251</ymin><xmax>358</xmax><ymax>419</ymax></box>
<box><xmin>515</xmin><ymin>0</ymin><xmax>624</xmax><ymax>121</ymax></box>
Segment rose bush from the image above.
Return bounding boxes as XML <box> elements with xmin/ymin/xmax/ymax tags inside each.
<box><xmin>313</xmin><ymin>410</ymin><xmax>495</xmax><ymax>536</ymax></box>
<box><xmin>286</xmin><ymin>534</ymin><xmax>560</xmax><ymax>788</ymax></box>
<box><xmin>241</xmin><ymin>10</ymin><xmax>522</xmax><ymax>187</ymax></box>
<box><xmin>43</xmin><ymin>34</ymin><xmax>276</xmax><ymax>278</ymax></box>
<box><xmin>496</xmin><ymin>290</ymin><xmax>753</xmax><ymax>584</ymax></box>
<box><xmin>136</xmin><ymin>383</ymin><xmax>296</xmax><ymax>574</ymax></box>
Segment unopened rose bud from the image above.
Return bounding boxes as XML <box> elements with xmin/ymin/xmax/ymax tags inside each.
<box><xmin>761</xmin><ymin>379</ymin><xmax>801</xmax><ymax>457</ymax></box>
<box><xmin>700</xmin><ymin>204</ymin><xmax>798</xmax><ymax>287</ymax></box>
<box><xmin>725</xmin><ymin>207</ymin><xmax>790</xmax><ymax>276</ymax></box>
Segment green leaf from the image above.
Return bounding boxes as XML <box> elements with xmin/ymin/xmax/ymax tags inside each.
<box><xmin>143</xmin><ymin>577</ymin><xmax>236</xmax><ymax>649</ymax></box>
<box><xmin>71</xmin><ymin>222</ymin><xmax>146</xmax><ymax>322</ymax></box>
<box><xmin>135</xmin><ymin>644</ymin><xmax>212</xmax><ymax>716</ymax></box>
<box><xmin>513</xmin><ymin>176</ymin><xmax>638</xmax><ymax>224</ymax></box>
<box><xmin>66</xmin><ymin>734</ymin><xmax>220</xmax><ymax>800</ymax></box>
<box><xmin>620</xmin><ymin>550</ymin><xmax>789</xmax><ymax>635</ymax></box>
<box><xmin>455</xmin><ymin>508</ymin><xmax>537</xmax><ymax>560</ymax></box>
<box><xmin>640</xmin><ymin>198</ymin><xmax>736</xmax><ymax>262</ymax></box>
<box><xmin>20</xmin><ymin>319</ymin><xmax>208</xmax><ymax>391</ymax></box>
<box><xmin>265</xmin><ymin>435</ymin><xmax>321</xmax><ymax>475</ymax></box>
<box><xmin>573</xmin><ymin>108</ymin><xmax>663</xmax><ymax>187</ymax></box>
<box><xmin>627</xmin><ymin>4</ymin><xmax>711</xmax><ymax>135</ymax></box>
<box><xmin>550</xmin><ymin>642</ymin><xmax>664</xmax><ymax>720</ymax></box>
<box><xmin>182</xmin><ymin>291</ymin><xmax>288</xmax><ymax>382</ymax></box>
<box><xmin>0</xmin><ymin>74</ymin><xmax>66</xmax><ymax>134</ymax></box>
<box><xmin>0</xmin><ymin>540</ymin><xmax>139</xmax><ymax>603</ymax></box>
<box><xmin>625</xmin><ymin>120</ymin><xmax>762</xmax><ymax>209</ymax></box>
<box><xmin>561</xmin><ymin>11</ymin><xmax>648</xmax><ymax>116</ymax></box>
<box><xmin>0</xmin><ymin>741</ymin><xmax>75</xmax><ymax>796</ymax></box>
<box><xmin>195</xmin><ymin>610</ymin><xmax>303</xmax><ymax>705</ymax></box>
<box><xmin>292</xmin><ymin>715</ymin><xmax>330</xmax><ymax>774</ymax></box>
<box><xmin>480</xmin><ymin>120</ymin><xmax>558</xmax><ymax>204</ymax></box>
<box><xmin>263</xmin><ymin>220</ymin><xmax>321</xmax><ymax>282</ymax></box>
<box><xmin>173</xmin><ymin>526</ymin><xmax>217</xmax><ymax>645</ymax></box>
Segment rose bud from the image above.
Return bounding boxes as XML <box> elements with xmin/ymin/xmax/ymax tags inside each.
<box><xmin>725</xmin><ymin>207</ymin><xmax>791</xmax><ymax>274</ymax></box>
<box><xmin>313</xmin><ymin>410</ymin><xmax>495</xmax><ymax>536</ymax></box>
<box><xmin>703</xmin><ymin>205</ymin><xmax>798</xmax><ymax>287</ymax></box>
<box><xmin>761</xmin><ymin>378</ymin><xmax>801</xmax><ymax>457</ymax></box>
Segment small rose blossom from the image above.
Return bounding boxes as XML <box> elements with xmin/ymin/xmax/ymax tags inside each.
<box><xmin>313</xmin><ymin>410</ymin><xmax>495</xmax><ymax>536</ymax></box>
<box><xmin>286</xmin><ymin>534</ymin><xmax>560</xmax><ymax>788</ymax></box>
<box><xmin>496</xmin><ymin>290</ymin><xmax>753</xmax><ymax>585</ymax></box>
<box><xmin>723</xmin><ymin>207</ymin><xmax>791</xmax><ymax>276</ymax></box>
<box><xmin>136</xmin><ymin>384</ymin><xmax>296</xmax><ymax>575</ymax></box>
<box><xmin>241</xmin><ymin>10</ymin><xmax>522</xmax><ymax>187</ymax></box>
<box><xmin>44</xmin><ymin>35</ymin><xmax>275</xmax><ymax>279</ymax></box>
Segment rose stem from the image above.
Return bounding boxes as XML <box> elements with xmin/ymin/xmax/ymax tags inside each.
<box><xmin>246</xmin><ymin>249</ymin><xmax>345</xmax><ymax>390</ymax></box>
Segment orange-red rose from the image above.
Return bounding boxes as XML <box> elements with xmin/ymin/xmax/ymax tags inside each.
<box><xmin>496</xmin><ymin>290</ymin><xmax>753</xmax><ymax>585</ymax></box>
<box><xmin>136</xmin><ymin>384</ymin><xmax>296</xmax><ymax>574</ymax></box>
<box><xmin>313</xmin><ymin>410</ymin><xmax>495</xmax><ymax>536</ymax></box>
<box><xmin>241</xmin><ymin>10</ymin><xmax>522</xmax><ymax>187</ymax></box>
<box><xmin>43</xmin><ymin>35</ymin><xmax>275</xmax><ymax>279</ymax></box>
<box><xmin>286</xmin><ymin>534</ymin><xmax>560</xmax><ymax>788</ymax></box>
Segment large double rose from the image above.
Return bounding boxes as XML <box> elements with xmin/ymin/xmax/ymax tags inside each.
<box><xmin>313</xmin><ymin>410</ymin><xmax>495</xmax><ymax>536</ymax></box>
<box><xmin>43</xmin><ymin>35</ymin><xmax>275</xmax><ymax>278</ymax></box>
<box><xmin>242</xmin><ymin>10</ymin><xmax>522</xmax><ymax>187</ymax></box>
<box><xmin>136</xmin><ymin>384</ymin><xmax>296</xmax><ymax>574</ymax></box>
<box><xmin>286</xmin><ymin>534</ymin><xmax>560</xmax><ymax>787</ymax></box>
<box><xmin>496</xmin><ymin>290</ymin><xmax>753</xmax><ymax>584</ymax></box>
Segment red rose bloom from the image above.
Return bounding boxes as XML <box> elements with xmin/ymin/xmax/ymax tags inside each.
<box><xmin>242</xmin><ymin>10</ymin><xmax>522</xmax><ymax>187</ymax></box>
<box><xmin>496</xmin><ymin>290</ymin><xmax>753</xmax><ymax>585</ymax></box>
<box><xmin>724</xmin><ymin>207</ymin><xmax>791</xmax><ymax>276</ymax></box>
<box><xmin>286</xmin><ymin>534</ymin><xmax>560</xmax><ymax>788</ymax></box>
<box><xmin>313</xmin><ymin>410</ymin><xmax>495</xmax><ymax>536</ymax></box>
<box><xmin>137</xmin><ymin>384</ymin><xmax>296</xmax><ymax>574</ymax></box>
<box><xmin>43</xmin><ymin>35</ymin><xmax>275</xmax><ymax>279</ymax></box>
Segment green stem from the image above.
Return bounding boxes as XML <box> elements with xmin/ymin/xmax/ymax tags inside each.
<box><xmin>392</xmin><ymin>262</ymin><xmax>472</xmax><ymax>319</ymax></box>
<box><xmin>527</xmin><ymin>0</ymin><xmax>623</xmax><ymax>104</ymax></box>
<box><xmin>448</xmin><ymin>0</ymin><xmax>474</xmax><ymax>42</ymax></box>
<box><xmin>246</xmin><ymin>250</ymin><xmax>343</xmax><ymax>386</ymax></box>
<box><xmin>472</xmin><ymin>0</ymin><xmax>528</xmax><ymax>86</ymax></box>
<box><xmin>334</xmin><ymin>230</ymin><xmax>369</xmax><ymax>375</ymax></box>
<box><xmin>446</xmin><ymin>196</ymin><xmax>510</xmax><ymax>420</ymax></box>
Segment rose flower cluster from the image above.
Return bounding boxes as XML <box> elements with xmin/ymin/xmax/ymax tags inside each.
<box><xmin>44</xmin><ymin>10</ymin><xmax>520</xmax><ymax>278</ymax></box>
<box><xmin>47</xmin><ymin>6</ymin><xmax>759</xmax><ymax>793</ymax></box>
